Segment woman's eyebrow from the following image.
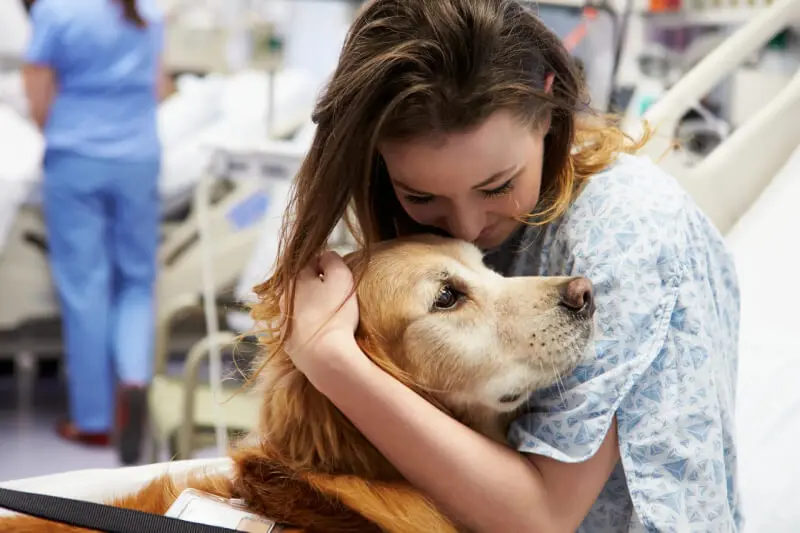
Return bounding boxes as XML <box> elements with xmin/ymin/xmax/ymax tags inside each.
<box><xmin>392</xmin><ymin>165</ymin><xmax>519</xmax><ymax>196</ymax></box>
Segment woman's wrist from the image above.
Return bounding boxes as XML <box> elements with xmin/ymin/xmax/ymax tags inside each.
<box><xmin>300</xmin><ymin>331</ymin><xmax>369</xmax><ymax>391</ymax></box>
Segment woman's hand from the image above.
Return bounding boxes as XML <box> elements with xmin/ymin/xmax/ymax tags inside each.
<box><xmin>281</xmin><ymin>250</ymin><xmax>361</xmax><ymax>380</ymax></box>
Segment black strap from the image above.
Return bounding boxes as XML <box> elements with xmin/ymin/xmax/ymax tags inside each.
<box><xmin>0</xmin><ymin>488</ymin><xmax>238</xmax><ymax>533</ymax></box>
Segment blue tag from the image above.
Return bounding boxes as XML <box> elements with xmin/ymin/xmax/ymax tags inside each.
<box><xmin>226</xmin><ymin>191</ymin><xmax>270</xmax><ymax>231</ymax></box>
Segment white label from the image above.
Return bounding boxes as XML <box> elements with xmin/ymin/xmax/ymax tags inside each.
<box><xmin>165</xmin><ymin>489</ymin><xmax>278</xmax><ymax>532</ymax></box>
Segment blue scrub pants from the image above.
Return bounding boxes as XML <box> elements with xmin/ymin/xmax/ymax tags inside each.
<box><xmin>43</xmin><ymin>150</ymin><xmax>160</xmax><ymax>433</ymax></box>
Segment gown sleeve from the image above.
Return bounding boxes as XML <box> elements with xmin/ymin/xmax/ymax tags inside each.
<box><xmin>25</xmin><ymin>0</ymin><xmax>63</xmax><ymax>67</ymax></box>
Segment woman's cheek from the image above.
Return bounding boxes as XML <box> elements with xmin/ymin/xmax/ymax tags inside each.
<box><xmin>402</xmin><ymin>203</ymin><xmax>437</xmax><ymax>225</ymax></box>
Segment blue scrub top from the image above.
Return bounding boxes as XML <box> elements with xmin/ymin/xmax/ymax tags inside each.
<box><xmin>25</xmin><ymin>0</ymin><xmax>164</xmax><ymax>161</ymax></box>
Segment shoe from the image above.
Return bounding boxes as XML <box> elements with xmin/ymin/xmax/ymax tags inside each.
<box><xmin>55</xmin><ymin>421</ymin><xmax>111</xmax><ymax>447</ymax></box>
<box><xmin>116</xmin><ymin>385</ymin><xmax>148</xmax><ymax>466</ymax></box>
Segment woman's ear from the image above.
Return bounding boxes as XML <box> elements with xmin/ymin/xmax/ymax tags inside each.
<box><xmin>544</xmin><ymin>72</ymin><xmax>555</xmax><ymax>94</ymax></box>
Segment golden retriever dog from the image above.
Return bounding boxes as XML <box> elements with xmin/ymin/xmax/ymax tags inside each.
<box><xmin>1</xmin><ymin>234</ymin><xmax>595</xmax><ymax>533</ymax></box>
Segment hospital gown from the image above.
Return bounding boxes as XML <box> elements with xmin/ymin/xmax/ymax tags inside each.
<box><xmin>483</xmin><ymin>153</ymin><xmax>741</xmax><ymax>532</ymax></box>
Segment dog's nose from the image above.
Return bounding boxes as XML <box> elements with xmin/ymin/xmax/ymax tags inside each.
<box><xmin>560</xmin><ymin>277</ymin><xmax>595</xmax><ymax>318</ymax></box>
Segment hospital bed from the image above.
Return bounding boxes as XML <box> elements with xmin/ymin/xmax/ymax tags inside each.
<box><xmin>2</xmin><ymin>1</ymin><xmax>800</xmax><ymax>531</ymax></box>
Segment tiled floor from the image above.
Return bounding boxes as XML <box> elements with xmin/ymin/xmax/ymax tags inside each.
<box><xmin>0</xmin><ymin>373</ymin><xmax>121</xmax><ymax>482</ymax></box>
<box><xmin>0</xmin><ymin>362</ymin><xmax>223</xmax><ymax>483</ymax></box>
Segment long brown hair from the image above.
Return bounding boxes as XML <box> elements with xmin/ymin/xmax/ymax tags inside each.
<box><xmin>119</xmin><ymin>0</ymin><xmax>147</xmax><ymax>28</ymax></box>
<box><xmin>253</xmin><ymin>0</ymin><xmax>644</xmax><ymax>347</ymax></box>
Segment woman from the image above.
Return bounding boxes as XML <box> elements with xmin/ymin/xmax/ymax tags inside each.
<box><xmin>23</xmin><ymin>0</ymin><xmax>167</xmax><ymax>465</ymax></box>
<box><xmin>261</xmin><ymin>0</ymin><xmax>741</xmax><ymax>531</ymax></box>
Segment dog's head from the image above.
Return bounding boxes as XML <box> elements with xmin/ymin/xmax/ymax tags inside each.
<box><xmin>248</xmin><ymin>233</ymin><xmax>595</xmax><ymax>477</ymax></box>
<box><xmin>349</xmin><ymin>234</ymin><xmax>595</xmax><ymax>415</ymax></box>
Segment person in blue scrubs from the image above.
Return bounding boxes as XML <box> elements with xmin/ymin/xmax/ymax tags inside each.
<box><xmin>22</xmin><ymin>0</ymin><xmax>168</xmax><ymax>465</ymax></box>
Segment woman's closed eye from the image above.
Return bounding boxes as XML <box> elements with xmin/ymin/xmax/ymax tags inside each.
<box><xmin>479</xmin><ymin>178</ymin><xmax>515</xmax><ymax>198</ymax></box>
<box><xmin>403</xmin><ymin>178</ymin><xmax>516</xmax><ymax>205</ymax></box>
<box><xmin>405</xmin><ymin>193</ymin><xmax>436</xmax><ymax>205</ymax></box>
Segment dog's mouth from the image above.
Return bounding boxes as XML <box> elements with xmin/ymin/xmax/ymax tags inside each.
<box><xmin>498</xmin><ymin>392</ymin><xmax>524</xmax><ymax>404</ymax></box>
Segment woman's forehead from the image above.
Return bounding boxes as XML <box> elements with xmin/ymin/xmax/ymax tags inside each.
<box><xmin>380</xmin><ymin>112</ymin><xmax>535</xmax><ymax>192</ymax></box>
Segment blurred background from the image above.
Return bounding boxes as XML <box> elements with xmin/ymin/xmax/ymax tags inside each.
<box><xmin>0</xmin><ymin>1</ymin><xmax>799</xmax><ymax>529</ymax></box>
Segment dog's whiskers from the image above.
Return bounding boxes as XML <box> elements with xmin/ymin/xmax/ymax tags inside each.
<box><xmin>549</xmin><ymin>357</ymin><xmax>568</xmax><ymax>401</ymax></box>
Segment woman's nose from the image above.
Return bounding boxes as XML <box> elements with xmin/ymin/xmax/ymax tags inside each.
<box><xmin>446</xmin><ymin>213</ymin><xmax>484</xmax><ymax>243</ymax></box>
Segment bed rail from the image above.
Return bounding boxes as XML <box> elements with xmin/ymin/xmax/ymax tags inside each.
<box><xmin>634</xmin><ymin>0</ymin><xmax>800</xmax><ymax>234</ymax></box>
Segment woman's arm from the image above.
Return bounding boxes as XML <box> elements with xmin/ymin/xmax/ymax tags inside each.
<box><xmin>22</xmin><ymin>0</ymin><xmax>60</xmax><ymax>129</ymax></box>
<box><xmin>22</xmin><ymin>64</ymin><xmax>56</xmax><ymax>130</ymax></box>
<box><xmin>306</xmin><ymin>333</ymin><xmax>620</xmax><ymax>533</ymax></box>
<box><xmin>156</xmin><ymin>57</ymin><xmax>174</xmax><ymax>102</ymax></box>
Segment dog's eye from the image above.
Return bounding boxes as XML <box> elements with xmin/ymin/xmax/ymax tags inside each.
<box><xmin>434</xmin><ymin>286</ymin><xmax>461</xmax><ymax>310</ymax></box>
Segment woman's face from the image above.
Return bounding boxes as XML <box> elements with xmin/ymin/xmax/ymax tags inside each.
<box><xmin>379</xmin><ymin>110</ymin><xmax>547</xmax><ymax>250</ymax></box>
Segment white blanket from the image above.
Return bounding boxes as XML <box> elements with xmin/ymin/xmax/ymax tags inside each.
<box><xmin>0</xmin><ymin>104</ymin><xmax>43</xmax><ymax>251</ymax></box>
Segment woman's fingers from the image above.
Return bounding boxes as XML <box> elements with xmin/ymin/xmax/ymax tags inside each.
<box><xmin>286</xmin><ymin>250</ymin><xmax>355</xmax><ymax>318</ymax></box>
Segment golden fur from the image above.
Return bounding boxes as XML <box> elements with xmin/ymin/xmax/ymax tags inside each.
<box><xmin>1</xmin><ymin>235</ymin><xmax>594</xmax><ymax>532</ymax></box>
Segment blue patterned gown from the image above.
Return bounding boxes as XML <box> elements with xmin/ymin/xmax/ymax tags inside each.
<box><xmin>484</xmin><ymin>153</ymin><xmax>742</xmax><ymax>532</ymax></box>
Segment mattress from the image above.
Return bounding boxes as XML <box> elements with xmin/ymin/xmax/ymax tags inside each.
<box><xmin>726</xmin><ymin>143</ymin><xmax>800</xmax><ymax>532</ymax></box>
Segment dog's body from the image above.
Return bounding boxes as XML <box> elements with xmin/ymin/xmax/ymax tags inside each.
<box><xmin>2</xmin><ymin>235</ymin><xmax>595</xmax><ymax>532</ymax></box>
